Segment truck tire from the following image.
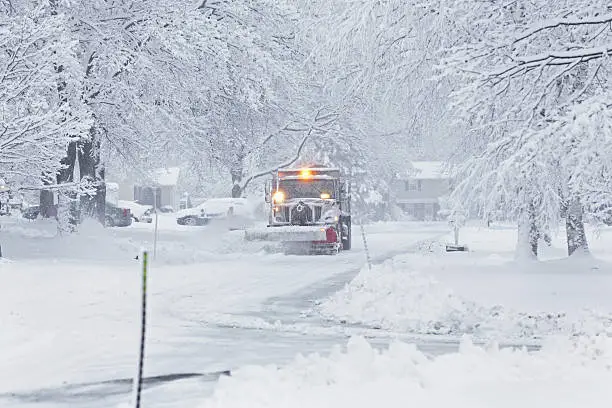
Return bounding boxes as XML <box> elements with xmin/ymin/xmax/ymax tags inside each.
<box><xmin>341</xmin><ymin>217</ymin><xmax>351</xmax><ymax>251</ymax></box>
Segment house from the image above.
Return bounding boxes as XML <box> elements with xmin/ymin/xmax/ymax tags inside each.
<box><xmin>393</xmin><ymin>161</ymin><xmax>452</xmax><ymax>221</ymax></box>
<box><xmin>132</xmin><ymin>167</ymin><xmax>181</xmax><ymax>210</ymax></box>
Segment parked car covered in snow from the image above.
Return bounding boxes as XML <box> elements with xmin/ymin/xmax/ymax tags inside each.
<box><xmin>158</xmin><ymin>205</ymin><xmax>174</xmax><ymax>213</ymax></box>
<box><xmin>20</xmin><ymin>202</ymin><xmax>132</xmax><ymax>227</ymax></box>
<box><xmin>139</xmin><ymin>208</ymin><xmax>153</xmax><ymax>223</ymax></box>
<box><xmin>175</xmin><ymin>197</ymin><xmax>256</xmax><ymax>229</ymax></box>
<box><xmin>21</xmin><ymin>205</ymin><xmax>48</xmax><ymax>220</ymax></box>
<box><xmin>104</xmin><ymin>202</ymin><xmax>133</xmax><ymax>227</ymax></box>
<box><xmin>118</xmin><ymin>200</ymin><xmax>153</xmax><ymax>223</ymax></box>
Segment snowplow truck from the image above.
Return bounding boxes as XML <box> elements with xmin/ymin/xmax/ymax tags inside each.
<box><xmin>245</xmin><ymin>166</ymin><xmax>351</xmax><ymax>254</ymax></box>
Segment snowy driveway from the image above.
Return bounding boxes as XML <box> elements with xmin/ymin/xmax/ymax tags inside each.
<box><xmin>0</xmin><ymin>218</ymin><xmax>448</xmax><ymax>407</ymax></box>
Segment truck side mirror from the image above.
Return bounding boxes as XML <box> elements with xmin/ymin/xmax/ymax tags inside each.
<box><xmin>339</xmin><ymin>180</ymin><xmax>349</xmax><ymax>200</ymax></box>
<box><xmin>264</xmin><ymin>181</ymin><xmax>271</xmax><ymax>203</ymax></box>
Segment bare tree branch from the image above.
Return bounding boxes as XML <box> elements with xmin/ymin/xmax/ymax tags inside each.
<box><xmin>239</xmin><ymin>128</ymin><xmax>313</xmax><ymax>193</ymax></box>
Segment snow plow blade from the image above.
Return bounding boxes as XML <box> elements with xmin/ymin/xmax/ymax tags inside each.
<box><xmin>244</xmin><ymin>225</ymin><xmax>327</xmax><ymax>242</ymax></box>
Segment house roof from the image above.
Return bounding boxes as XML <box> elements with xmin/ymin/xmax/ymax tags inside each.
<box><xmin>151</xmin><ymin>167</ymin><xmax>180</xmax><ymax>186</ymax></box>
<box><xmin>406</xmin><ymin>161</ymin><xmax>452</xmax><ymax>180</ymax></box>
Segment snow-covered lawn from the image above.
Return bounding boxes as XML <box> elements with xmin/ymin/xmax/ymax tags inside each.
<box><xmin>0</xmin><ymin>216</ymin><xmax>447</xmax><ymax>407</ymax></box>
<box><xmin>4</xmin><ymin>217</ymin><xmax>612</xmax><ymax>407</ymax></box>
<box><xmin>201</xmin><ymin>335</ymin><xmax>612</xmax><ymax>408</ymax></box>
<box><xmin>318</xmin><ymin>222</ymin><xmax>612</xmax><ymax>341</ymax></box>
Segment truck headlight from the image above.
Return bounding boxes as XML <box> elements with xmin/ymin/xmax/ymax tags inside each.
<box><xmin>272</xmin><ymin>190</ymin><xmax>285</xmax><ymax>203</ymax></box>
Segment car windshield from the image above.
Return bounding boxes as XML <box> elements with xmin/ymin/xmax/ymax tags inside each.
<box><xmin>277</xmin><ymin>179</ymin><xmax>335</xmax><ymax>200</ymax></box>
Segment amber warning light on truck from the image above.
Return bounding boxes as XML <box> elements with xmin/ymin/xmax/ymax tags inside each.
<box><xmin>299</xmin><ymin>169</ymin><xmax>313</xmax><ymax>179</ymax></box>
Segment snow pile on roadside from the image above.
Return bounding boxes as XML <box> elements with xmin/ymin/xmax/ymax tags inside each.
<box><xmin>319</xmin><ymin>259</ymin><xmax>485</xmax><ymax>335</ymax></box>
<box><xmin>0</xmin><ymin>217</ymin><xmax>142</xmax><ymax>261</ymax></box>
<box><xmin>200</xmin><ymin>335</ymin><xmax>612</xmax><ymax>408</ymax></box>
<box><xmin>0</xmin><ymin>217</ymin><xmax>57</xmax><ymax>238</ymax></box>
<box><xmin>0</xmin><ymin>215</ymin><xmax>270</xmax><ymax>262</ymax></box>
<box><xmin>317</xmin><ymin>259</ymin><xmax>612</xmax><ymax>340</ymax></box>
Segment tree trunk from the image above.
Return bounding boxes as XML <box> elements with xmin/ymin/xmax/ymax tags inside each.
<box><xmin>94</xmin><ymin>165</ymin><xmax>106</xmax><ymax>224</ymax></box>
<box><xmin>40</xmin><ymin>0</ymin><xmax>65</xmax><ymax>219</ymax></box>
<box><xmin>39</xmin><ymin>182</ymin><xmax>55</xmax><ymax>219</ymax></box>
<box><xmin>528</xmin><ymin>202</ymin><xmax>539</xmax><ymax>257</ymax></box>
<box><xmin>55</xmin><ymin>141</ymin><xmax>79</xmax><ymax>226</ymax></box>
<box><xmin>231</xmin><ymin>183</ymin><xmax>242</xmax><ymax>198</ymax></box>
<box><xmin>56</xmin><ymin>192</ymin><xmax>77</xmax><ymax>234</ymax></box>
<box><xmin>230</xmin><ymin>164</ymin><xmax>244</xmax><ymax>198</ymax></box>
<box><xmin>48</xmin><ymin>125</ymin><xmax>105</xmax><ymax>227</ymax></box>
<box><xmin>566</xmin><ymin>198</ymin><xmax>589</xmax><ymax>256</ymax></box>
<box><xmin>79</xmin><ymin>139</ymin><xmax>95</xmax><ymax>216</ymax></box>
<box><xmin>516</xmin><ymin>203</ymin><xmax>538</xmax><ymax>260</ymax></box>
<box><xmin>78</xmin><ymin>127</ymin><xmax>106</xmax><ymax>224</ymax></box>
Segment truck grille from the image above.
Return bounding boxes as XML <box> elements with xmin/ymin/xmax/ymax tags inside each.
<box><xmin>314</xmin><ymin>205</ymin><xmax>322</xmax><ymax>221</ymax></box>
<box><xmin>274</xmin><ymin>203</ymin><xmax>325</xmax><ymax>225</ymax></box>
<box><xmin>290</xmin><ymin>203</ymin><xmax>313</xmax><ymax>225</ymax></box>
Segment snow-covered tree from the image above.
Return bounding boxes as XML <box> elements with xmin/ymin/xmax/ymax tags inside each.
<box><xmin>66</xmin><ymin>0</ymin><xmax>327</xmax><ymax>202</ymax></box>
<box><xmin>39</xmin><ymin>0</ymin><xmax>233</xmax><ymax>220</ymax></box>
<box><xmin>293</xmin><ymin>0</ymin><xmax>456</xmax><ymax>220</ymax></box>
<box><xmin>13</xmin><ymin>0</ymin><xmax>290</xmax><ymax>220</ymax></box>
<box><xmin>185</xmin><ymin>0</ymin><xmax>339</xmax><ymax>198</ymax></box>
<box><xmin>0</xmin><ymin>6</ymin><xmax>91</xmax><ymax>192</ymax></box>
<box><xmin>439</xmin><ymin>1</ymin><xmax>612</xmax><ymax>257</ymax></box>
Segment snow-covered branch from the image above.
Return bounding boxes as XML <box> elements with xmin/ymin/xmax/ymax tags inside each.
<box><xmin>240</xmin><ymin>130</ymin><xmax>312</xmax><ymax>193</ymax></box>
<box><xmin>513</xmin><ymin>13</ymin><xmax>612</xmax><ymax>44</ymax></box>
<box><xmin>489</xmin><ymin>45</ymin><xmax>612</xmax><ymax>81</ymax></box>
<box><xmin>439</xmin><ymin>0</ymin><xmax>612</xmax><ymax>250</ymax></box>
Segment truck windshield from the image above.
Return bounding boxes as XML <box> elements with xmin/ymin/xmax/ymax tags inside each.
<box><xmin>278</xmin><ymin>179</ymin><xmax>335</xmax><ymax>199</ymax></box>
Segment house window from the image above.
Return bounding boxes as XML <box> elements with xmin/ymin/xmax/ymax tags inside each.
<box><xmin>405</xmin><ymin>180</ymin><xmax>421</xmax><ymax>192</ymax></box>
<box><xmin>402</xmin><ymin>203</ymin><xmax>416</xmax><ymax>217</ymax></box>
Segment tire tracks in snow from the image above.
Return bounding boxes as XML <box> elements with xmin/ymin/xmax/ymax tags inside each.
<box><xmin>172</xmin><ymin>230</ymin><xmax>455</xmax><ymax>341</ymax></box>
<box><xmin>172</xmin><ymin>227</ymin><xmax>541</xmax><ymax>353</ymax></box>
<box><xmin>0</xmin><ymin>226</ymin><xmax>456</xmax><ymax>406</ymax></box>
<box><xmin>0</xmin><ymin>372</ymin><xmax>230</xmax><ymax>406</ymax></box>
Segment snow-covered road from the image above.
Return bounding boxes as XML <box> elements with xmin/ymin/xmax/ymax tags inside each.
<box><xmin>0</xmin><ymin>218</ymin><xmax>449</xmax><ymax>408</ymax></box>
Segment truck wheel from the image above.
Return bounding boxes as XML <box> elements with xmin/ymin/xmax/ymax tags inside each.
<box><xmin>341</xmin><ymin>217</ymin><xmax>351</xmax><ymax>250</ymax></box>
<box><xmin>184</xmin><ymin>217</ymin><xmax>197</xmax><ymax>226</ymax></box>
<box><xmin>105</xmin><ymin>216</ymin><xmax>114</xmax><ymax>227</ymax></box>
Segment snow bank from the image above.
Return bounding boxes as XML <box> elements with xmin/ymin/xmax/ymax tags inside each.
<box><xmin>319</xmin><ymin>259</ymin><xmax>484</xmax><ymax>335</ymax></box>
<box><xmin>0</xmin><ymin>214</ymin><xmax>272</xmax><ymax>263</ymax></box>
<box><xmin>0</xmin><ymin>217</ymin><xmax>57</xmax><ymax>238</ymax></box>
<box><xmin>201</xmin><ymin>335</ymin><xmax>612</xmax><ymax>408</ymax></box>
<box><xmin>317</xmin><ymin>259</ymin><xmax>612</xmax><ymax>341</ymax></box>
<box><xmin>0</xmin><ymin>216</ymin><xmax>143</xmax><ymax>262</ymax></box>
